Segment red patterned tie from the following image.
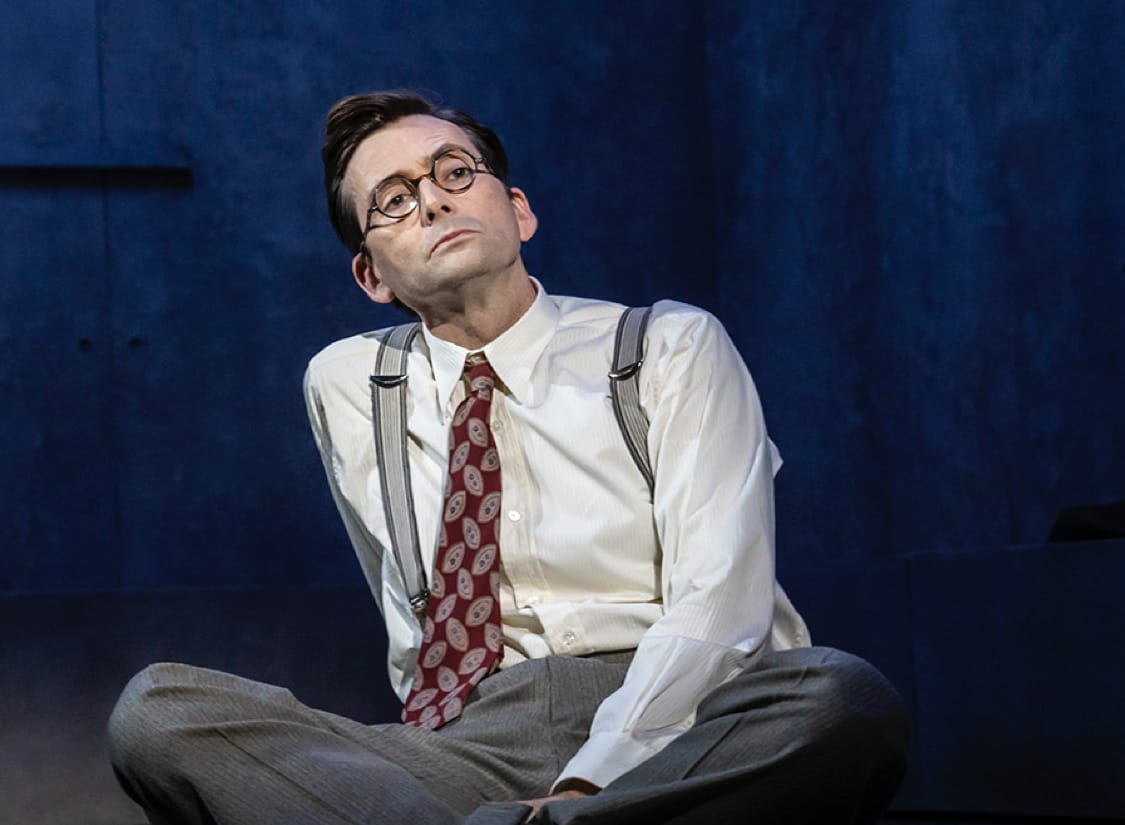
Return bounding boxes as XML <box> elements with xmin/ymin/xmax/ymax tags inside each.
<box><xmin>402</xmin><ymin>354</ymin><xmax>504</xmax><ymax>728</ymax></box>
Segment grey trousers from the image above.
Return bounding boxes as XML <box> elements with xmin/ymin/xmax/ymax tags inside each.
<box><xmin>108</xmin><ymin>647</ymin><xmax>908</xmax><ymax>825</ymax></box>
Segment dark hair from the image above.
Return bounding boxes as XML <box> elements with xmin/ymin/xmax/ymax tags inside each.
<box><xmin>322</xmin><ymin>90</ymin><xmax>511</xmax><ymax>255</ymax></box>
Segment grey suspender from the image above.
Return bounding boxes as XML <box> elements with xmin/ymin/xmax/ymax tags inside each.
<box><xmin>369</xmin><ymin>322</ymin><xmax>428</xmax><ymax>616</ymax></box>
<box><xmin>369</xmin><ymin>306</ymin><xmax>653</xmax><ymax>619</ymax></box>
<box><xmin>609</xmin><ymin>305</ymin><xmax>654</xmax><ymax>494</ymax></box>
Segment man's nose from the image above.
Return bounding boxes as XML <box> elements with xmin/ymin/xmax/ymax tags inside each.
<box><xmin>417</xmin><ymin>178</ymin><xmax>454</xmax><ymax>224</ymax></box>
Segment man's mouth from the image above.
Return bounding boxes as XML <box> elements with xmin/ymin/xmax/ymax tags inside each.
<box><xmin>431</xmin><ymin>229</ymin><xmax>475</xmax><ymax>255</ymax></box>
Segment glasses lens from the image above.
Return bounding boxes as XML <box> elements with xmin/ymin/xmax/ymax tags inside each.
<box><xmin>375</xmin><ymin>179</ymin><xmax>416</xmax><ymax>219</ymax></box>
<box><xmin>434</xmin><ymin>150</ymin><xmax>477</xmax><ymax>192</ymax></box>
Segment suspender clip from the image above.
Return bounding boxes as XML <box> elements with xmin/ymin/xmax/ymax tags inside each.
<box><xmin>608</xmin><ymin>359</ymin><xmax>643</xmax><ymax>381</ymax></box>
<box><xmin>409</xmin><ymin>590</ymin><xmax>430</xmax><ymax>617</ymax></box>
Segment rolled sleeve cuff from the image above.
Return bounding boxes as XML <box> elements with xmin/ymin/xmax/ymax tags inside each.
<box><xmin>553</xmin><ymin>728</ymin><xmax>682</xmax><ymax>792</ymax></box>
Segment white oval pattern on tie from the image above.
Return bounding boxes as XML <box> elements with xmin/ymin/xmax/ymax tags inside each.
<box><xmin>472</xmin><ymin>545</ymin><xmax>497</xmax><ymax>576</ymax></box>
<box><xmin>470</xmin><ymin>375</ymin><xmax>492</xmax><ymax>396</ymax></box>
<box><xmin>407</xmin><ymin>687</ymin><xmax>438</xmax><ymax>712</ymax></box>
<box><xmin>450</xmin><ymin>441</ymin><xmax>471</xmax><ymax>473</ymax></box>
<box><xmin>442</xmin><ymin>695</ymin><xmax>463</xmax><ymax>721</ymax></box>
<box><xmin>441</xmin><ymin>543</ymin><xmax>465</xmax><ymax>574</ymax></box>
<box><xmin>422</xmin><ymin>640</ymin><xmax>448</xmax><ymax>669</ymax></box>
<box><xmin>478</xmin><ymin>493</ymin><xmax>501</xmax><ymax>523</ymax></box>
<box><xmin>457</xmin><ymin>568</ymin><xmax>474</xmax><ymax>599</ymax></box>
<box><xmin>459</xmin><ymin>647</ymin><xmax>487</xmax><ymax>674</ymax></box>
<box><xmin>467</xmin><ymin>418</ymin><xmax>489</xmax><ymax>447</ymax></box>
<box><xmin>484</xmin><ymin>622</ymin><xmax>502</xmax><ymax>652</ymax></box>
<box><xmin>466</xmin><ymin>596</ymin><xmax>494</xmax><ymax>627</ymax></box>
<box><xmin>420</xmin><ymin>705</ymin><xmax>442</xmax><ymax>729</ymax></box>
<box><xmin>434</xmin><ymin>594</ymin><xmax>458</xmax><ymax>624</ymax></box>
<box><xmin>444</xmin><ymin>491</ymin><xmax>466</xmax><ymax>522</ymax></box>
<box><xmin>480</xmin><ymin>448</ymin><xmax>500</xmax><ymax>472</ymax></box>
<box><xmin>446</xmin><ymin>617</ymin><xmax>469</xmax><ymax>651</ymax></box>
<box><xmin>463</xmin><ymin>465</ymin><xmax>483</xmax><ymax>496</ymax></box>
<box><xmin>430</xmin><ymin>572</ymin><xmax>445</xmax><ymax>599</ymax></box>
<box><xmin>437</xmin><ymin>666</ymin><xmax>459</xmax><ymax>692</ymax></box>
<box><xmin>462</xmin><ymin>517</ymin><xmax>481</xmax><ymax>549</ymax></box>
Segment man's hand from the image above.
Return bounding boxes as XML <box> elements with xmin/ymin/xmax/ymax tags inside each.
<box><xmin>519</xmin><ymin>779</ymin><xmax>600</xmax><ymax>823</ymax></box>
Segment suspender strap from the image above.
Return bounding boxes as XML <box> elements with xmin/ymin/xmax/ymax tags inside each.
<box><xmin>370</xmin><ymin>322</ymin><xmax>429</xmax><ymax>617</ymax></box>
<box><xmin>610</xmin><ymin>306</ymin><xmax>655</xmax><ymax>497</ymax></box>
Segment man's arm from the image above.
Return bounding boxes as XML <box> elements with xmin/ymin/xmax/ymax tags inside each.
<box><xmin>303</xmin><ymin>356</ymin><xmax>391</xmax><ymax>610</ymax></box>
<box><xmin>555</xmin><ymin>302</ymin><xmax>783</xmax><ymax>790</ymax></box>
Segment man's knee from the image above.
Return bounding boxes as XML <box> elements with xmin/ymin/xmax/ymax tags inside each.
<box><xmin>702</xmin><ymin>647</ymin><xmax>909</xmax><ymax>768</ymax></box>
<box><xmin>767</xmin><ymin>647</ymin><xmax>910</xmax><ymax>775</ymax></box>
<box><xmin>809</xmin><ymin>649</ymin><xmax>907</xmax><ymax>744</ymax></box>
<box><xmin>108</xmin><ymin>664</ymin><xmax>171</xmax><ymax>765</ymax></box>
<box><xmin>107</xmin><ymin>662</ymin><xmax>211</xmax><ymax>777</ymax></box>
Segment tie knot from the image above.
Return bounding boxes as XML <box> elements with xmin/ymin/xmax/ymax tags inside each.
<box><xmin>464</xmin><ymin>354</ymin><xmax>496</xmax><ymax>396</ymax></box>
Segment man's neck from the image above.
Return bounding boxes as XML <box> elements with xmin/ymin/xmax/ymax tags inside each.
<box><xmin>419</xmin><ymin>270</ymin><xmax>537</xmax><ymax>350</ymax></box>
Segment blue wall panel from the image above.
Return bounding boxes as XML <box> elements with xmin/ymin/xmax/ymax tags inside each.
<box><xmin>907</xmin><ymin>542</ymin><xmax>1125</xmax><ymax>816</ymax></box>
<box><xmin>706</xmin><ymin>0</ymin><xmax>1125</xmax><ymax>562</ymax></box>
<box><xmin>0</xmin><ymin>1</ymin><xmax>101</xmax><ymax>162</ymax></box>
<box><xmin>0</xmin><ymin>187</ymin><xmax>116</xmax><ymax>591</ymax></box>
<box><xmin>98</xmin><ymin>2</ymin><xmax>195</xmax><ymax>164</ymax></box>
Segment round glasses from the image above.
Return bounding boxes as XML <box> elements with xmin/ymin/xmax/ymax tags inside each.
<box><xmin>364</xmin><ymin>148</ymin><xmax>493</xmax><ymax>231</ymax></box>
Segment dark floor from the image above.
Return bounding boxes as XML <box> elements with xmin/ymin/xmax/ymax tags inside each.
<box><xmin>879</xmin><ymin>818</ymin><xmax>1124</xmax><ymax>825</ymax></box>
<box><xmin>2</xmin><ymin>587</ymin><xmax>395</xmax><ymax>825</ymax></box>
<box><xmin>5</xmin><ymin>585</ymin><xmax>1123</xmax><ymax>825</ymax></box>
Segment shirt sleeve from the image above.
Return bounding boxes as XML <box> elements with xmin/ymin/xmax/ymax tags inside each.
<box><xmin>555</xmin><ymin>303</ymin><xmax>779</xmax><ymax>790</ymax></box>
<box><xmin>302</xmin><ymin>360</ymin><xmax>390</xmax><ymax>613</ymax></box>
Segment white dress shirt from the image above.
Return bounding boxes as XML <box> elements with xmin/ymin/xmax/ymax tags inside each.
<box><xmin>303</xmin><ymin>280</ymin><xmax>809</xmax><ymax>790</ymax></box>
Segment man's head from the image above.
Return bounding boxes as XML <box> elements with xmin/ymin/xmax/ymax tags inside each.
<box><xmin>323</xmin><ymin>91</ymin><xmax>511</xmax><ymax>256</ymax></box>
<box><xmin>322</xmin><ymin>91</ymin><xmax>537</xmax><ymax>320</ymax></box>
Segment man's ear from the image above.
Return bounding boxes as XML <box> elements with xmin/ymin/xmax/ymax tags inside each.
<box><xmin>352</xmin><ymin>248</ymin><xmax>396</xmax><ymax>304</ymax></box>
<box><xmin>508</xmin><ymin>187</ymin><xmax>538</xmax><ymax>242</ymax></box>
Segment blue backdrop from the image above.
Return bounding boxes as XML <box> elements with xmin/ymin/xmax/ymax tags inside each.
<box><xmin>3</xmin><ymin>0</ymin><xmax>1123</xmax><ymax>595</ymax></box>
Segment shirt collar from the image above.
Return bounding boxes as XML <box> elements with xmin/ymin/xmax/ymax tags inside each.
<box><xmin>422</xmin><ymin>277</ymin><xmax>559</xmax><ymax>411</ymax></box>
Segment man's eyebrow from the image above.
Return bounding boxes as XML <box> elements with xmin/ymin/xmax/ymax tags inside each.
<box><xmin>367</xmin><ymin>142</ymin><xmax>476</xmax><ymax>201</ymax></box>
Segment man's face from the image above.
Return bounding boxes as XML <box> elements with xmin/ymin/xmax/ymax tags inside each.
<box><xmin>345</xmin><ymin>115</ymin><xmax>537</xmax><ymax>313</ymax></box>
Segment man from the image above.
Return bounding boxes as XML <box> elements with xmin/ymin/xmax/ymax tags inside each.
<box><xmin>109</xmin><ymin>91</ymin><xmax>907</xmax><ymax>824</ymax></box>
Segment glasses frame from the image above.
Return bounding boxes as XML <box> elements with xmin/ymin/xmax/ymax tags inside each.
<box><xmin>363</xmin><ymin>148</ymin><xmax>493</xmax><ymax>233</ymax></box>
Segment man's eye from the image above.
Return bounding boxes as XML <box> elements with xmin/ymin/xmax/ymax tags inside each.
<box><xmin>436</xmin><ymin>157</ymin><xmax>474</xmax><ymax>187</ymax></box>
<box><xmin>439</xmin><ymin>166</ymin><xmax>471</xmax><ymax>186</ymax></box>
<box><xmin>378</xmin><ymin>188</ymin><xmax>412</xmax><ymax>214</ymax></box>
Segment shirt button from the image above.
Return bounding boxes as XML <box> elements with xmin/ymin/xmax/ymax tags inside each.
<box><xmin>562</xmin><ymin>631</ymin><xmax>577</xmax><ymax>645</ymax></box>
<box><xmin>492</xmin><ymin>418</ymin><xmax>504</xmax><ymax>432</ymax></box>
<box><xmin>527</xmin><ymin>595</ymin><xmax>540</xmax><ymax>606</ymax></box>
<box><xmin>507</xmin><ymin>510</ymin><xmax>521</xmax><ymax>522</ymax></box>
